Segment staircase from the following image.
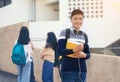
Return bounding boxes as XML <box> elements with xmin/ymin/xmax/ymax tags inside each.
<box><xmin>107</xmin><ymin>39</ymin><xmax>120</xmax><ymax>56</ymax></box>
<box><xmin>90</xmin><ymin>39</ymin><xmax>120</xmax><ymax>56</ymax></box>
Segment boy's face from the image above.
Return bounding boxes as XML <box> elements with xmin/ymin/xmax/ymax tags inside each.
<box><xmin>71</xmin><ymin>14</ymin><xmax>84</xmax><ymax>30</ymax></box>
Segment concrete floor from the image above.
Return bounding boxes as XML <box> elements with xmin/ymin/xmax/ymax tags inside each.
<box><xmin>0</xmin><ymin>70</ymin><xmax>17</xmax><ymax>82</ymax></box>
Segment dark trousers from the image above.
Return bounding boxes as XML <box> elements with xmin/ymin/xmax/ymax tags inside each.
<box><xmin>30</xmin><ymin>61</ymin><xmax>35</xmax><ymax>82</ymax></box>
<box><xmin>61</xmin><ymin>72</ymin><xmax>86</xmax><ymax>82</ymax></box>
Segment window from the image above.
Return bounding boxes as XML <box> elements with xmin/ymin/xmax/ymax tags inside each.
<box><xmin>0</xmin><ymin>0</ymin><xmax>11</xmax><ymax>8</ymax></box>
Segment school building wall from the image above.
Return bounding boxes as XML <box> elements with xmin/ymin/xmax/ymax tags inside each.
<box><xmin>0</xmin><ymin>0</ymin><xmax>29</xmax><ymax>27</ymax></box>
<box><xmin>0</xmin><ymin>23</ymin><xmax>120</xmax><ymax>82</ymax></box>
<box><xmin>1</xmin><ymin>0</ymin><xmax>120</xmax><ymax>48</ymax></box>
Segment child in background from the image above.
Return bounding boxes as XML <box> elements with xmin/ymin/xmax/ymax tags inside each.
<box><xmin>40</xmin><ymin>32</ymin><xmax>57</xmax><ymax>82</ymax></box>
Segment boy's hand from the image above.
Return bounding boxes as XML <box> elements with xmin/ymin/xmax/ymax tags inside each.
<box><xmin>73</xmin><ymin>43</ymin><xmax>84</xmax><ymax>53</ymax></box>
<box><xmin>73</xmin><ymin>51</ymin><xmax>86</xmax><ymax>58</ymax></box>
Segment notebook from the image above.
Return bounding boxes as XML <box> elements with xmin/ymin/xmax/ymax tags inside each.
<box><xmin>66</xmin><ymin>38</ymin><xmax>85</xmax><ymax>58</ymax></box>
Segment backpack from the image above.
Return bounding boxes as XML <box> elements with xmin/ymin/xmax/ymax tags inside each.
<box><xmin>11</xmin><ymin>43</ymin><xmax>26</xmax><ymax>65</ymax></box>
<box><xmin>54</xmin><ymin>28</ymin><xmax>88</xmax><ymax>67</ymax></box>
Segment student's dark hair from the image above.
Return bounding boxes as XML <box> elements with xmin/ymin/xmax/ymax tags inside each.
<box><xmin>17</xmin><ymin>26</ymin><xmax>30</xmax><ymax>45</ymax></box>
<box><xmin>71</xmin><ymin>9</ymin><xmax>84</xmax><ymax>18</ymax></box>
<box><xmin>45</xmin><ymin>32</ymin><xmax>57</xmax><ymax>51</ymax></box>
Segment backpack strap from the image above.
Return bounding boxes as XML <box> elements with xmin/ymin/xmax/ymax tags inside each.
<box><xmin>65</xmin><ymin>28</ymin><xmax>70</xmax><ymax>39</ymax></box>
<box><xmin>83</xmin><ymin>32</ymin><xmax>88</xmax><ymax>45</ymax></box>
<box><xmin>65</xmin><ymin>28</ymin><xmax>88</xmax><ymax>45</ymax></box>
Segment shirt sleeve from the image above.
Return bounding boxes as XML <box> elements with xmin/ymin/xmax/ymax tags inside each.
<box><xmin>57</xmin><ymin>29</ymin><xmax>74</xmax><ymax>56</ymax></box>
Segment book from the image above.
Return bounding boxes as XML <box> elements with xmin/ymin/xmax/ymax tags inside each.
<box><xmin>66</xmin><ymin>38</ymin><xmax>85</xmax><ymax>58</ymax></box>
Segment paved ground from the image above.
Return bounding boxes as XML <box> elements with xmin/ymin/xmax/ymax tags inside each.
<box><xmin>0</xmin><ymin>70</ymin><xmax>17</xmax><ymax>82</ymax></box>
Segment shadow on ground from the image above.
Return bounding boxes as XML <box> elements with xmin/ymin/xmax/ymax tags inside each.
<box><xmin>0</xmin><ymin>70</ymin><xmax>17</xmax><ymax>82</ymax></box>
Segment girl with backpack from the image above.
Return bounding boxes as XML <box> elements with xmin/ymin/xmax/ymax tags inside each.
<box><xmin>15</xmin><ymin>26</ymin><xmax>35</xmax><ymax>82</ymax></box>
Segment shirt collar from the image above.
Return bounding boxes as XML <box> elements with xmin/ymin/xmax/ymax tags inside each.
<box><xmin>70</xmin><ymin>27</ymin><xmax>83</xmax><ymax>34</ymax></box>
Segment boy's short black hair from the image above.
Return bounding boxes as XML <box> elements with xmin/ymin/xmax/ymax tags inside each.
<box><xmin>71</xmin><ymin>9</ymin><xmax>84</xmax><ymax>18</ymax></box>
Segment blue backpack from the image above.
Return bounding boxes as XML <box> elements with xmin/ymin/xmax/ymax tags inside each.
<box><xmin>11</xmin><ymin>43</ymin><xmax>26</xmax><ymax>65</ymax></box>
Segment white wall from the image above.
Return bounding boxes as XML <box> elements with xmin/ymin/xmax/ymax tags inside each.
<box><xmin>29</xmin><ymin>0</ymin><xmax>120</xmax><ymax>48</ymax></box>
<box><xmin>84</xmin><ymin>0</ymin><xmax>120</xmax><ymax>47</ymax></box>
<box><xmin>35</xmin><ymin>0</ymin><xmax>59</xmax><ymax>21</ymax></box>
<box><xmin>29</xmin><ymin>21</ymin><xmax>65</xmax><ymax>48</ymax></box>
<box><xmin>0</xmin><ymin>0</ymin><xmax>29</xmax><ymax>27</ymax></box>
<box><xmin>0</xmin><ymin>0</ymin><xmax>120</xmax><ymax>48</ymax></box>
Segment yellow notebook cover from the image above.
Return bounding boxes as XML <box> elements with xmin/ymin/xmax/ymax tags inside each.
<box><xmin>66</xmin><ymin>38</ymin><xmax>83</xmax><ymax>58</ymax></box>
